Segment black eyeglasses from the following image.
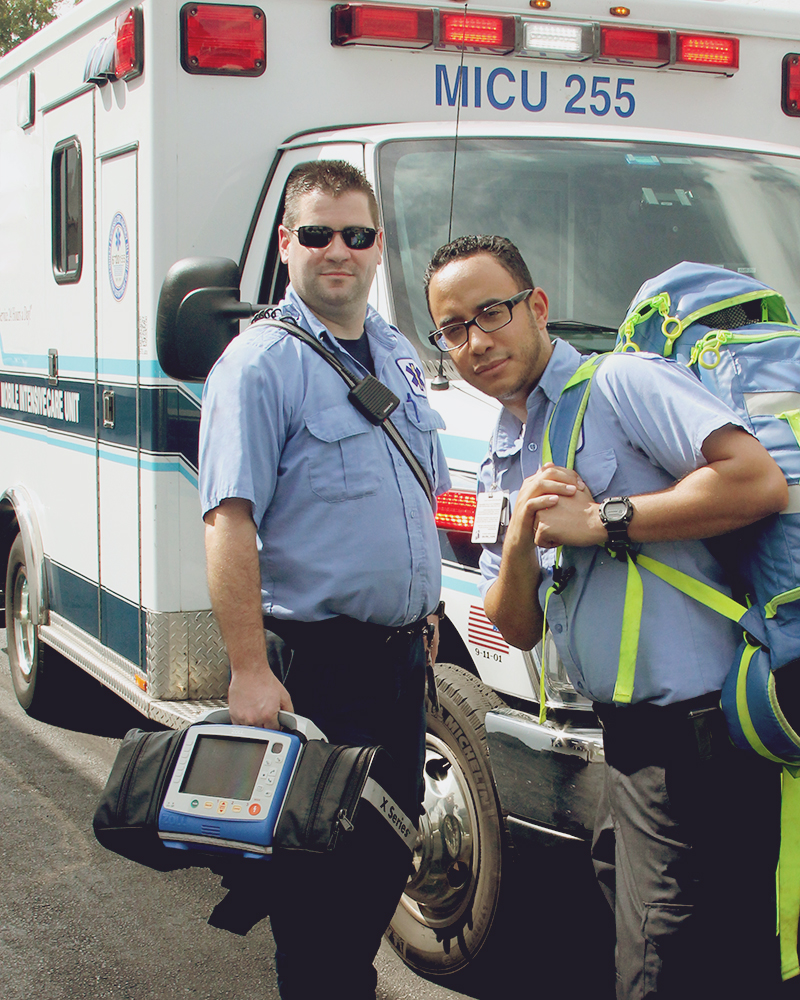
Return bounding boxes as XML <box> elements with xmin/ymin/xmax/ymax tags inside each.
<box><xmin>290</xmin><ymin>226</ymin><xmax>379</xmax><ymax>250</ymax></box>
<box><xmin>429</xmin><ymin>289</ymin><xmax>534</xmax><ymax>352</ymax></box>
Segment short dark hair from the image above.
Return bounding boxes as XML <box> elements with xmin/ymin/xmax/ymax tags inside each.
<box><xmin>424</xmin><ymin>235</ymin><xmax>534</xmax><ymax>306</ymax></box>
<box><xmin>282</xmin><ymin>160</ymin><xmax>380</xmax><ymax>230</ymax></box>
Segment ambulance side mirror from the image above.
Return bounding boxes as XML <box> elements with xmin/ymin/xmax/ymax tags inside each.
<box><xmin>156</xmin><ymin>257</ymin><xmax>256</xmax><ymax>382</ymax></box>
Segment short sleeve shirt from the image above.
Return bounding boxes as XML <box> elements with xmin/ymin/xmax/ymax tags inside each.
<box><xmin>199</xmin><ymin>287</ymin><xmax>451</xmax><ymax>626</ymax></box>
<box><xmin>478</xmin><ymin>339</ymin><xmax>747</xmax><ymax>705</ymax></box>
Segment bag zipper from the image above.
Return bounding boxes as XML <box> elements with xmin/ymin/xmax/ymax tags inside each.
<box><xmin>304</xmin><ymin>745</ymin><xmax>349</xmax><ymax>846</ymax></box>
<box><xmin>117</xmin><ymin>731</ymin><xmax>156</xmax><ymax>819</ymax></box>
<box><xmin>336</xmin><ymin>746</ymin><xmax>378</xmax><ymax>840</ymax></box>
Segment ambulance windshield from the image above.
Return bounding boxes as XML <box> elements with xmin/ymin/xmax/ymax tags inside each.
<box><xmin>379</xmin><ymin>138</ymin><xmax>800</xmax><ymax>364</ymax></box>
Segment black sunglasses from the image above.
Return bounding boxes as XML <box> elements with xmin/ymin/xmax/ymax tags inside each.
<box><xmin>290</xmin><ymin>226</ymin><xmax>379</xmax><ymax>250</ymax></box>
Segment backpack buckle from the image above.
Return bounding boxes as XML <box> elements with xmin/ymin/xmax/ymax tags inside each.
<box><xmin>552</xmin><ymin>565</ymin><xmax>575</xmax><ymax>593</ymax></box>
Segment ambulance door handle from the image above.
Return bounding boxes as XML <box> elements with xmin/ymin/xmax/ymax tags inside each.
<box><xmin>102</xmin><ymin>389</ymin><xmax>115</xmax><ymax>429</ymax></box>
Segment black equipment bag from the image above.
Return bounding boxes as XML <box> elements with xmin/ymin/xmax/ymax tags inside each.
<box><xmin>93</xmin><ymin>722</ymin><xmax>415</xmax><ymax>871</ymax></box>
<box><xmin>93</xmin><ymin>726</ymin><xmax>190</xmax><ymax>871</ymax></box>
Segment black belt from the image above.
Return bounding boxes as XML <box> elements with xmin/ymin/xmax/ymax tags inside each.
<box><xmin>263</xmin><ymin>613</ymin><xmax>430</xmax><ymax>653</ymax></box>
<box><xmin>594</xmin><ymin>692</ymin><xmax>727</xmax><ymax>769</ymax></box>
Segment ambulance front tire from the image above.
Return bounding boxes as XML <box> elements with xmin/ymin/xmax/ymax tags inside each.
<box><xmin>5</xmin><ymin>533</ymin><xmax>52</xmax><ymax>713</ymax></box>
<box><xmin>386</xmin><ymin>662</ymin><xmax>506</xmax><ymax>978</ymax></box>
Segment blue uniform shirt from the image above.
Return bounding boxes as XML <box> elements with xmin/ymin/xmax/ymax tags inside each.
<box><xmin>199</xmin><ymin>287</ymin><xmax>450</xmax><ymax>626</ymax></box>
<box><xmin>478</xmin><ymin>339</ymin><xmax>748</xmax><ymax>706</ymax></box>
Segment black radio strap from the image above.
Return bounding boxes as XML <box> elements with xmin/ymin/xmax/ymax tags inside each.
<box><xmin>262</xmin><ymin>317</ymin><xmax>434</xmax><ymax>508</ymax></box>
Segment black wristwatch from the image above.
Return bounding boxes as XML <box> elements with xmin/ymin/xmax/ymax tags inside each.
<box><xmin>599</xmin><ymin>496</ymin><xmax>634</xmax><ymax>550</ymax></box>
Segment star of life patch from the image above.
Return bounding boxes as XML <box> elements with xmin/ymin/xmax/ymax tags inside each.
<box><xmin>396</xmin><ymin>358</ymin><xmax>427</xmax><ymax>397</ymax></box>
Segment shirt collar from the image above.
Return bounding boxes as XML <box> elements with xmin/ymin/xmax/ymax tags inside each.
<box><xmin>280</xmin><ymin>285</ymin><xmax>397</xmax><ymax>353</ymax></box>
<box><xmin>534</xmin><ymin>337</ymin><xmax>585</xmax><ymax>408</ymax></box>
<box><xmin>489</xmin><ymin>339</ymin><xmax>585</xmax><ymax>459</ymax></box>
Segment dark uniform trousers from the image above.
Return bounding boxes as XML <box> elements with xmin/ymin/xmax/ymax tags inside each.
<box><xmin>262</xmin><ymin>615</ymin><xmax>428</xmax><ymax>1000</ymax></box>
<box><xmin>592</xmin><ymin>695</ymin><xmax>783</xmax><ymax>1000</ymax></box>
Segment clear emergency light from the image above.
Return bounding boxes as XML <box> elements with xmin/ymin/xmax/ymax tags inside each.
<box><xmin>435</xmin><ymin>490</ymin><xmax>478</xmax><ymax>533</ymax></box>
<box><xmin>180</xmin><ymin>4</ymin><xmax>266</xmax><ymax>76</ymax></box>
<box><xmin>520</xmin><ymin>21</ymin><xmax>591</xmax><ymax>61</ymax></box>
<box><xmin>783</xmin><ymin>54</ymin><xmax>800</xmax><ymax>118</ymax></box>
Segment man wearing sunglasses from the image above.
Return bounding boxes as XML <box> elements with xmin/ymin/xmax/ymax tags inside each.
<box><xmin>425</xmin><ymin>235</ymin><xmax>787</xmax><ymax>1000</ymax></box>
<box><xmin>198</xmin><ymin>161</ymin><xmax>448</xmax><ymax>999</ymax></box>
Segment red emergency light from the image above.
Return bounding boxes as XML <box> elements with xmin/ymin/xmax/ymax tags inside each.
<box><xmin>435</xmin><ymin>490</ymin><xmax>477</xmax><ymax>533</ymax></box>
<box><xmin>599</xmin><ymin>26</ymin><xmax>669</xmax><ymax>65</ymax></box>
<box><xmin>331</xmin><ymin>4</ymin><xmax>434</xmax><ymax>48</ymax></box>
<box><xmin>675</xmin><ymin>33</ymin><xmax>739</xmax><ymax>71</ymax></box>
<box><xmin>439</xmin><ymin>13</ymin><xmax>515</xmax><ymax>53</ymax></box>
<box><xmin>783</xmin><ymin>54</ymin><xmax>800</xmax><ymax>117</ymax></box>
<box><xmin>114</xmin><ymin>7</ymin><xmax>143</xmax><ymax>81</ymax></box>
<box><xmin>83</xmin><ymin>6</ymin><xmax>144</xmax><ymax>85</ymax></box>
<box><xmin>180</xmin><ymin>4</ymin><xmax>266</xmax><ymax>76</ymax></box>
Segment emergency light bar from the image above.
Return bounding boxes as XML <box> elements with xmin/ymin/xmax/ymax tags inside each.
<box><xmin>331</xmin><ymin>5</ymin><xmax>740</xmax><ymax>76</ymax></box>
<box><xmin>435</xmin><ymin>491</ymin><xmax>477</xmax><ymax>533</ymax></box>
<box><xmin>180</xmin><ymin>4</ymin><xmax>266</xmax><ymax>76</ymax></box>
<box><xmin>83</xmin><ymin>6</ymin><xmax>143</xmax><ymax>85</ymax></box>
<box><xmin>783</xmin><ymin>54</ymin><xmax>800</xmax><ymax>117</ymax></box>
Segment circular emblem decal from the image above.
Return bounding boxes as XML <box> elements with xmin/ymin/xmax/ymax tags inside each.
<box><xmin>108</xmin><ymin>213</ymin><xmax>130</xmax><ymax>301</ymax></box>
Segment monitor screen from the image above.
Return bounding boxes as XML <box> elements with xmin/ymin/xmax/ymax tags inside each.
<box><xmin>180</xmin><ymin>735</ymin><xmax>269</xmax><ymax>800</ymax></box>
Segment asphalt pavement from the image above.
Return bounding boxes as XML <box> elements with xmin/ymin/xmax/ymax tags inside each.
<box><xmin>0</xmin><ymin>633</ymin><xmax>474</xmax><ymax>1000</ymax></box>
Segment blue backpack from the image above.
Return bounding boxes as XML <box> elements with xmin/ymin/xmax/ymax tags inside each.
<box><xmin>543</xmin><ymin>262</ymin><xmax>800</xmax><ymax>980</ymax></box>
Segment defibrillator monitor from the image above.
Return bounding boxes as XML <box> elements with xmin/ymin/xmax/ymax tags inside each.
<box><xmin>157</xmin><ymin>724</ymin><xmax>303</xmax><ymax>858</ymax></box>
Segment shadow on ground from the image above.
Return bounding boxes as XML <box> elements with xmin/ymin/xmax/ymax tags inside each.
<box><xmin>2</xmin><ymin>641</ymin><xmax>167</xmax><ymax>739</ymax></box>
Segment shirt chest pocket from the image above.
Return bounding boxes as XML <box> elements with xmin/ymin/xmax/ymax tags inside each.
<box><xmin>304</xmin><ymin>404</ymin><xmax>384</xmax><ymax>502</ymax></box>
<box><xmin>576</xmin><ymin>448</ymin><xmax>618</xmax><ymax>499</ymax></box>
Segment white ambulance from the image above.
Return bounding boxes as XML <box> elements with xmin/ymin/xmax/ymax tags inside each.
<box><xmin>2</xmin><ymin>0</ymin><xmax>800</xmax><ymax>980</ymax></box>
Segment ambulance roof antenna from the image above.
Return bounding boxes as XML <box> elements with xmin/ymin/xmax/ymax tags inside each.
<box><xmin>431</xmin><ymin>1</ymin><xmax>469</xmax><ymax>391</ymax></box>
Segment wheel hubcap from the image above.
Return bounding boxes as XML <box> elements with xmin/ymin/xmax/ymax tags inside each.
<box><xmin>401</xmin><ymin>733</ymin><xmax>480</xmax><ymax>927</ymax></box>
<box><xmin>12</xmin><ymin>569</ymin><xmax>35</xmax><ymax>682</ymax></box>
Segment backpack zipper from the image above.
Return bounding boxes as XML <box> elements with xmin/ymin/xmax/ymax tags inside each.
<box><xmin>690</xmin><ymin>327</ymin><xmax>800</xmax><ymax>368</ymax></box>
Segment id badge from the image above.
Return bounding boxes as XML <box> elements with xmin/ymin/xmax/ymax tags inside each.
<box><xmin>472</xmin><ymin>490</ymin><xmax>509</xmax><ymax>545</ymax></box>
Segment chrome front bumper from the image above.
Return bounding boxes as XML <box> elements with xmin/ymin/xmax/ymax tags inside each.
<box><xmin>485</xmin><ymin>707</ymin><xmax>605</xmax><ymax>844</ymax></box>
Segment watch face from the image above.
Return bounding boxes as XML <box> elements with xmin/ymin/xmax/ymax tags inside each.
<box><xmin>604</xmin><ymin>501</ymin><xmax>629</xmax><ymax>521</ymax></box>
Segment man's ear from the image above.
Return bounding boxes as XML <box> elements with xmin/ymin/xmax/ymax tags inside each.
<box><xmin>278</xmin><ymin>224</ymin><xmax>292</xmax><ymax>264</ymax></box>
<box><xmin>529</xmin><ymin>287</ymin><xmax>549</xmax><ymax>331</ymax></box>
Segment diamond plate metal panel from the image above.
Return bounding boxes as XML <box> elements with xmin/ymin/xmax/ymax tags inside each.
<box><xmin>145</xmin><ymin>610</ymin><xmax>228</xmax><ymax>700</ymax></box>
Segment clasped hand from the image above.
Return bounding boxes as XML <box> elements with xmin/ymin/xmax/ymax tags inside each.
<box><xmin>508</xmin><ymin>463</ymin><xmax>603</xmax><ymax>550</ymax></box>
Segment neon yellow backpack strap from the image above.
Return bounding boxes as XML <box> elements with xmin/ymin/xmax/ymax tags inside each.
<box><xmin>612</xmin><ymin>551</ymin><xmax>644</xmax><ymax>704</ymax></box>
<box><xmin>542</xmin><ymin>355</ymin><xmax>606</xmax><ymax>468</ymax></box>
<box><xmin>608</xmin><ymin>553</ymin><xmax>747</xmax><ymax>706</ymax></box>
<box><xmin>779</xmin><ymin>767</ymin><xmax>800</xmax><ymax>981</ymax></box>
<box><xmin>778</xmin><ymin>410</ymin><xmax>800</xmax><ymax>450</ymax></box>
<box><xmin>636</xmin><ymin>554</ymin><xmax>748</xmax><ymax>623</ymax></box>
<box><xmin>539</xmin><ymin>580</ymin><xmax>557</xmax><ymax>725</ymax></box>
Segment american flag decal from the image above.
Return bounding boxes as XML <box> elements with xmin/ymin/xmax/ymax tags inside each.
<box><xmin>468</xmin><ymin>604</ymin><xmax>509</xmax><ymax>654</ymax></box>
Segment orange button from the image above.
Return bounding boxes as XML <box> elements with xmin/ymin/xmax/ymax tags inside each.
<box><xmin>248</xmin><ymin>803</ymin><xmax>261</xmax><ymax>816</ymax></box>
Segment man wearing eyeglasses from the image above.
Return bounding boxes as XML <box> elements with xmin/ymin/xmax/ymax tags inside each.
<box><xmin>199</xmin><ymin>161</ymin><xmax>449</xmax><ymax>999</ymax></box>
<box><xmin>424</xmin><ymin>235</ymin><xmax>787</xmax><ymax>999</ymax></box>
